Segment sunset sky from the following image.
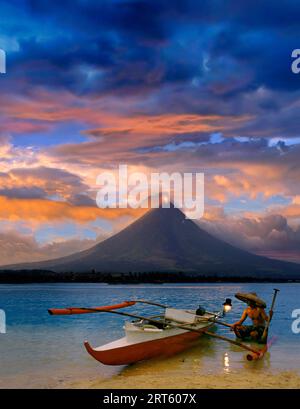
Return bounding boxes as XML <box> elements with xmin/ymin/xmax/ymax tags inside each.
<box><xmin>0</xmin><ymin>0</ymin><xmax>300</xmax><ymax>264</ymax></box>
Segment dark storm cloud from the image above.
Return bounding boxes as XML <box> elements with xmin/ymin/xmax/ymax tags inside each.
<box><xmin>3</xmin><ymin>0</ymin><xmax>298</xmax><ymax>99</ymax></box>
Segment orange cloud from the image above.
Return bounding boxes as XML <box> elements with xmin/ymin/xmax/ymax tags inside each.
<box><xmin>278</xmin><ymin>204</ymin><xmax>300</xmax><ymax>219</ymax></box>
<box><xmin>2</xmin><ymin>89</ymin><xmax>250</xmax><ymax>134</ymax></box>
<box><xmin>202</xmin><ymin>206</ymin><xmax>225</xmax><ymax>221</ymax></box>
<box><xmin>0</xmin><ymin>196</ymin><xmax>145</xmax><ymax>223</ymax></box>
<box><xmin>1</xmin><ymin>90</ymin><xmax>251</xmax><ymax>148</ymax></box>
<box><xmin>212</xmin><ymin>174</ymin><xmax>257</xmax><ymax>201</ymax></box>
<box><xmin>83</xmin><ymin>113</ymin><xmax>251</xmax><ymax>138</ymax></box>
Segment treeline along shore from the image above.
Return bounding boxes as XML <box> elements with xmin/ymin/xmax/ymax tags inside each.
<box><xmin>0</xmin><ymin>270</ymin><xmax>299</xmax><ymax>284</ymax></box>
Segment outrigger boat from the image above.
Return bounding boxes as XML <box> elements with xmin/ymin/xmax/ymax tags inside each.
<box><xmin>85</xmin><ymin>307</ymin><xmax>221</xmax><ymax>365</ymax></box>
<box><xmin>48</xmin><ymin>290</ymin><xmax>279</xmax><ymax>365</ymax></box>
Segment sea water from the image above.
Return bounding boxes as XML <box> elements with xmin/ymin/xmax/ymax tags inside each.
<box><xmin>0</xmin><ymin>283</ymin><xmax>299</xmax><ymax>388</ymax></box>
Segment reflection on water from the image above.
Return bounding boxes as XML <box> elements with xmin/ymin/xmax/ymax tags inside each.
<box><xmin>223</xmin><ymin>352</ymin><xmax>230</xmax><ymax>373</ymax></box>
<box><xmin>0</xmin><ymin>283</ymin><xmax>299</xmax><ymax>388</ymax></box>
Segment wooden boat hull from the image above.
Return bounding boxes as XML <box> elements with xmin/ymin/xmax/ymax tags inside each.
<box><xmin>84</xmin><ymin>327</ymin><xmax>208</xmax><ymax>365</ymax></box>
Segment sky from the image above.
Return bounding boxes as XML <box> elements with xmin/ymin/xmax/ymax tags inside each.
<box><xmin>0</xmin><ymin>0</ymin><xmax>300</xmax><ymax>264</ymax></box>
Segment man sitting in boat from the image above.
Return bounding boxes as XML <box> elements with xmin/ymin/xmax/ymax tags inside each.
<box><xmin>230</xmin><ymin>292</ymin><xmax>272</xmax><ymax>343</ymax></box>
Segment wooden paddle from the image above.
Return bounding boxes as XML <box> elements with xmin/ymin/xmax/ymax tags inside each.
<box><xmin>245</xmin><ymin>289</ymin><xmax>280</xmax><ymax>360</ymax></box>
<box><xmin>261</xmin><ymin>288</ymin><xmax>280</xmax><ymax>343</ymax></box>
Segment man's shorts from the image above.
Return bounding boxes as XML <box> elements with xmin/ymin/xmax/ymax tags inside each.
<box><xmin>234</xmin><ymin>325</ymin><xmax>265</xmax><ymax>340</ymax></box>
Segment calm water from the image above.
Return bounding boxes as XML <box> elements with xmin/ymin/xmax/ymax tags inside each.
<box><xmin>0</xmin><ymin>283</ymin><xmax>299</xmax><ymax>388</ymax></box>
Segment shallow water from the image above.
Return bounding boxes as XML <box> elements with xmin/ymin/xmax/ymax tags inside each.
<box><xmin>0</xmin><ymin>283</ymin><xmax>299</xmax><ymax>388</ymax></box>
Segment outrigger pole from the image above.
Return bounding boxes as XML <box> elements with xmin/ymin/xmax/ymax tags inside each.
<box><xmin>49</xmin><ymin>305</ymin><xmax>263</xmax><ymax>358</ymax></box>
<box><xmin>48</xmin><ymin>300</ymin><xmax>167</xmax><ymax>315</ymax></box>
<box><xmin>134</xmin><ymin>299</ymin><xmax>233</xmax><ymax>328</ymax></box>
<box><xmin>48</xmin><ymin>301</ymin><xmax>136</xmax><ymax>315</ymax></box>
<box><xmin>49</xmin><ymin>299</ymin><xmax>227</xmax><ymax>324</ymax></box>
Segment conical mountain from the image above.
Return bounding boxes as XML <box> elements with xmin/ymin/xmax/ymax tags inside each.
<box><xmin>2</xmin><ymin>205</ymin><xmax>300</xmax><ymax>278</ymax></box>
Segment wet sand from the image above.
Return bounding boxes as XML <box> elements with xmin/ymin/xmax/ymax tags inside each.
<box><xmin>72</xmin><ymin>370</ymin><xmax>300</xmax><ymax>389</ymax></box>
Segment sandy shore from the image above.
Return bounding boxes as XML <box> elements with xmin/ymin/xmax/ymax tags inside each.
<box><xmin>72</xmin><ymin>370</ymin><xmax>300</xmax><ymax>389</ymax></box>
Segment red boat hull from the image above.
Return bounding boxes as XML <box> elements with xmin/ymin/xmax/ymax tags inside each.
<box><xmin>84</xmin><ymin>329</ymin><xmax>205</xmax><ymax>365</ymax></box>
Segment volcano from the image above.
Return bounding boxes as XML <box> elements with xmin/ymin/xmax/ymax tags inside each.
<box><xmin>2</xmin><ymin>205</ymin><xmax>300</xmax><ymax>278</ymax></box>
